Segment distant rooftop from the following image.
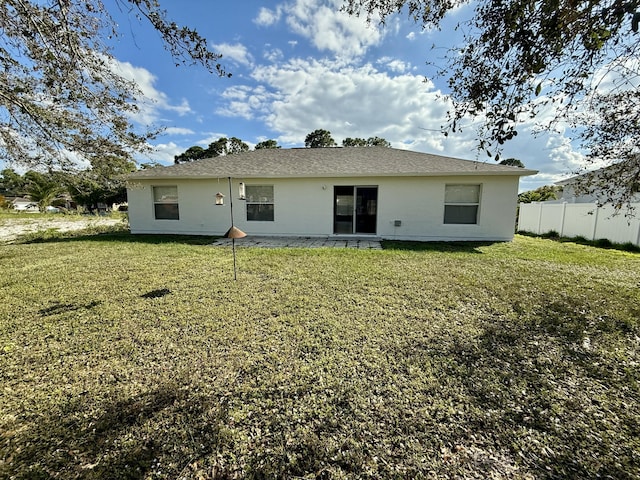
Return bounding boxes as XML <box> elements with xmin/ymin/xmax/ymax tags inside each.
<box><xmin>128</xmin><ymin>147</ymin><xmax>538</xmax><ymax>180</ymax></box>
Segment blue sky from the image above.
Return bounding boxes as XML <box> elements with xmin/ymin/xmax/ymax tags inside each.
<box><xmin>106</xmin><ymin>0</ymin><xmax>587</xmax><ymax>192</ymax></box>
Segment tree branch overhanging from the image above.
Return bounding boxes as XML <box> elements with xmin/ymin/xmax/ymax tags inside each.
<box><xmin>0</xmin><ymin>0</ymin><xmax>229</xmax><ymax>170</ymax></box>
<box><xmin>343</xmin><ymin>0</ymin><xmax>640</xmax><ymax>210</ymax></box>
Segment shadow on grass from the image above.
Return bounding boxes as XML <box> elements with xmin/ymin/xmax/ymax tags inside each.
<box><xmin>38</xmin><ymin>300</ymin><xmax>102</xmax><ymax>316</ymax></box>
<box><xmin>4</xmin><ymin>294</ymin><xmax>639</xmax><ymax>478</ymax></box>
<box><xmin>518</xmin><ymin>230</ymin><xmax>640</xmax><ymax>253</ymax></box>
<box><xmin>2</xmin><ymin>382</ymin><xmax>229</xmax><ymax>480</ymax></box>
<box><xmin>18</xmin><ymin>230</ymin><xmax>502</xmax><ymax>252</ymax></box>
<box><xmin>402</xmin><ymin>294</ymin><xmax>640</xmax><ymax>478</ymax></box>
<box><xmin>381</xmin><ymin>240</ymin><xmax>499</xmax><ymax>253</ymax></box>
<box><xmin>140</xmin><ymin>288</ymin><xmax>172</xmax><ymax>299</ymax></box>
<box><xmin>15</xmin><ymin>230</ymin><xmax>217</xmax><ymax>246</ymax></box>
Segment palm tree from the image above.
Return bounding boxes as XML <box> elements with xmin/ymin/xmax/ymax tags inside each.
<box><xmin>26</xmin><ymin>173</ymin><xmax>66</xmax><ymax>212</ymax></box>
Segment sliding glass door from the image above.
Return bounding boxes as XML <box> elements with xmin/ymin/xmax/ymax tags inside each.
<box><xmin>333</xmin><ymin>186</ymin><xmax>378</xmax><ymax>234</ymax></box>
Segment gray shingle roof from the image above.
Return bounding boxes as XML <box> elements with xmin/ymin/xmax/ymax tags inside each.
<box><xmin>128</xmin><ymin>147</ymin><xmax>537</xmax><ymax>179</ymax></box>
<box><xmin>555</xmin><ymin>157</ymin><xmax>639</xmax><ymax>186</ymax></box>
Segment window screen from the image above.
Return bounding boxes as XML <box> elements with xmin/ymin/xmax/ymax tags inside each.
<box><xmin>246</xmin><ymin>185</ymin><xmax>274</xmax><ymax>221</ymax></box>
<box><xmin>153</xmin><ymin>186</ymin><xmax>179</xmax><ymax>220</ymax></box>
<box><xmin>444</xmin><ymin>185</ymin><xmax>480</xmax><ymax>224</ymax></box>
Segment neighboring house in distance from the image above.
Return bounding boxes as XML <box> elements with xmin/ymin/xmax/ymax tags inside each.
<box><xmin>126</xmin><ymin>147</ymin><xmax>536</xmax><ymax>242</ymax></box>
<box><xmin>11</xmin><ymin>197</ymin><xmax>38</xmax><ymax>212</ymax></box>
<box><xmin>554</xmin><ymin>161</ymin><xmax>640</xmax><ymax>204</ymax></box>
<box><xmin>518</xmin><ymin>162</ymin><xmax>640</xmax><ymax>246</ymax></box>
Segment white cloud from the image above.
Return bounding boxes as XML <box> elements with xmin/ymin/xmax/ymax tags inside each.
<box><xmin>461</xmin><ymin>119</ymin><xmax>588</xmax><ymax>191</ymax></box>
<box><xmin>282</xmin><ymin>0</ymin><xmax>384</xmax><ymax>59</ymax></box>
<box><xmin>212</xmin><ymin>56</ymin><xmax>585</xmax><ymax>190</ymax></box>
<box><xmin>254</xmin><ymin>6</ymin><xmax>282</xmax><ymax>26</ymax></box>
<box><xmin>264</xmin><ymin>48</ymin><xmax>284</xmax><ymax>63</ymax></box>
<box><xmin>212</xmin><ymin>43</ymin><xmax>254</xmax><ymax>67</ymax></box>
<box><xmin>108</xmin><ymin>58</ymin><xmax>193</xmax><ymax>125</ymax></box>
<box><xmin>164</xmin><ymin>127</ymin><xmax>195</xmax><ymax>135</ymax></box>
<box><xmin>378</xmin><ymin>57</ymin><xmax>411</xmax><ymax>73</ymax></box>
<box><xmin>231</xmin><ymin>59</ymin><xmax>458</xmax><ymax>151</ymax></box>
<box><xmin>220</xmin><ymin>86</ymin><xmax>251</xmax><ymax>101</ymax></box>
<box><xmin>216</xmin><ymin>85</ymin><xmax>272</xmax><ymax>120</ymax></box>
<box><xmin>593</xmin><ymin>56</ymin><xmax>640</xmax><ymax>93</ymax></box>
<box><xmin>148</xmin><ymin>141</ymin><xmax>183</xmax><ymax>165</ymax></box>
<box><xmin>63</xmin><ymin>149</ymin><xmax>91</xmax><ymax>170</ymax></box>
<box><xmin>166</xmin><ymin>99</ymin><xmax>192</xmax><ymax>116</ymax></box>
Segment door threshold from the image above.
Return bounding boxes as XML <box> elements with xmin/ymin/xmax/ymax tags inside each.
<box><xmin>331</xmin><ymin>235</ymin><xmax>381</xmax><ymax>240</ymax></box>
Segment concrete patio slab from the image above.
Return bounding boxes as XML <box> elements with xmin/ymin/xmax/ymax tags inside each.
<box><xmin>210</xmin><ymin>236</ymin><xmax>383</xmax><ymax>249</ymax></box>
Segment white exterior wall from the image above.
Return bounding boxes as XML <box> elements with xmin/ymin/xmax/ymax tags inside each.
<box><xmin>518</xmin><ymin>202</ymin><xmax>640</xmax><ymax>246</ymax></box>
<box><xmin>560</xmin><ymin>183</ymin><xmax>640</xmax><ymax>204</ymax></box>
<box><xmin>127</xmin><ymin>175</ymin><xmax>520</xmax><ymax>241</ymax></box>
<box><xmin>12</xmin><ymin>199</ymin><xmax>39</xmax><ymax>211</ymax></box>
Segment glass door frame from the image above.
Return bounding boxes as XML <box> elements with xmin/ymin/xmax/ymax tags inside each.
<box><xmin>333</xmin><ymin>185</ymin><xmax>378</xmax><ymax>235</ymax></box>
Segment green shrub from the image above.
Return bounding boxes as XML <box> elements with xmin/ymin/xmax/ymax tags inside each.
<box><xmin>0</xmin><ymin>195</ymin><xmax>12</xmax><ymax>210</ymax></box>
<box><xmin>594</xmin><ymin>238</ymin><xmax>613</xmax><ymax>248</ymax></box>
<box><xmin>620</xmin><ymin>242</ymin><xmax>640</xmax><ymax>252</ymax></box>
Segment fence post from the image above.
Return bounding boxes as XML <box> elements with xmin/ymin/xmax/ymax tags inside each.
<box><xmin>636</xmin><ymin>220</ymin><xmax>640</xmax><ymax>247</ymax></box>
<box><xmin>536</xmin><ymin>202</ymin><xmax>543</xmax><ymax>234</ymax></box>
<box><xmin>591</xmin><ymin>205</ymin><xmax>599</xmax><ymax>240</ymax></box>
<box><xmin>560</xmin><ymin>202</ymin><xmax>567</xmax><ymax>237</ymax></box>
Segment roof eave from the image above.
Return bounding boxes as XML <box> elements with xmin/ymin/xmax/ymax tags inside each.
<box><xmin>127</xmin><ymin>169</ymin><xmax>538</xmax><ymax>181</ymax></box>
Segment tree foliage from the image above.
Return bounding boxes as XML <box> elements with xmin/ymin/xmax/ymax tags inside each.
<box><xmin>342</xmin><ymin>136</ymin><xmax>391</xmax><ymax>147</ymax></box>
<box><xmin>518</xmin><ymin>185</ymin><xmax>562</xmax><ymax>203</ymax></box>
<box><xmin>65</xmin><ymin>156</ymin><xmax>136</xmax><ymax>207</ymax></box>
<box><xmin>343</xmin><ymin>0</ymin><xmax>640</xmax><ymax>210</ymax></box>
<box><xmin>255</xmin><ymin>139</ymin><xmax>281</xmax><ymax>149</ymax></box>
<box><xmin>305</xmin><ymin>129</ymin><xmax>337</xmax><ymax>148</ymax></box>
<box><xmin>2</xmin><ymin>160</ymin><xmax>135</xmax><ymax>210</ymax></box>
<box><xmin>24</xmin><ymin>171</ymin><xmax>67</xmax><ymax>212</ymax></box>
<box><xmin>174</xmin><ymin>137</ymin><xmax>249</xmax><ymax>164</ymax></box>
<box><xmin>173</xmin><ymin>146</ymin><xmax>205</xmax><ymax>164</ymax></box>
<box><xmin>499</xmin><ymin>158</ymin><xmax>525</xmax><ymax>168</ymax></box>
<box><xmin>0</xmin><ymin>168</ymin><xmax>27</xmax><ymax>195</ymax></box>
<box><xmin>0</xmin><ymin>0</ymin><xmax>228</xmax><ymax>170</ymax></box>
<box><xmin>226</xmin><ymin>137</ymin><xmax>250</xmax><ymax>155</ymax></box>
<box><xmin>202</xmin><ymin>138</ymin><xmax>229</xmax><ymax>159</ymax></box>
<box><xmin>342</xmin><ymin>137</ymin><xmax>367</xmax><ymax>147</ymax></box>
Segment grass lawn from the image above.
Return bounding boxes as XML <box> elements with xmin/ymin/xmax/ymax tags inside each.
<box><xmin>1</xmin><ymin>232</ymin><xmax>638</xmax><ymax>479</ymax></box>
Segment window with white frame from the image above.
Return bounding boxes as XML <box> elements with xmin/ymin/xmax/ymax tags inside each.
<box><xmin>153</xmin><ymin>186</ymin><xmax>179</xmax><ymax>220</ymax></box>
<box><xmin>246</xmin><ymin>185</ymin><xmax>274</xmax><ymax>221</ymax></box>
<box><xmin>444</xmin><ymin>184</ymin><xmax>480</xmax><ymax>224</ymax></box>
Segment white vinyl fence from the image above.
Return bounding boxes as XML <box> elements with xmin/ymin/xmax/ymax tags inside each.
<box><xmin>518</xmin><ymin>202</ymin><xmax>640</xmax><ymax>246</ymax></box>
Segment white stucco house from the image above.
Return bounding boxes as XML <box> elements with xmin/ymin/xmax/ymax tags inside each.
<box><xmin>518</xmin><ymin>159</ymin><xmax>640</xmax><ymax>246</ymax></box>
<box><xmin>11</xmin><ymin>197</ymin><xmax>38</xmax><ymax>212</ymax></box>
<box><xmin>554</xmin><ymin>160</ymin><xmax>640</xmax><ymax>205</ymax></box>
<box><xmin>126</xmin><ymin>147</ymin><xmax>536</xmax><ymax>241</ymax></box>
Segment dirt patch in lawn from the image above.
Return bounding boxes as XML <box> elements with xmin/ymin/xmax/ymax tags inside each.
<box><xmin>0</xmin><ymin>216</ymin><xmax>123</xmax><ymax>243</ymax></box>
